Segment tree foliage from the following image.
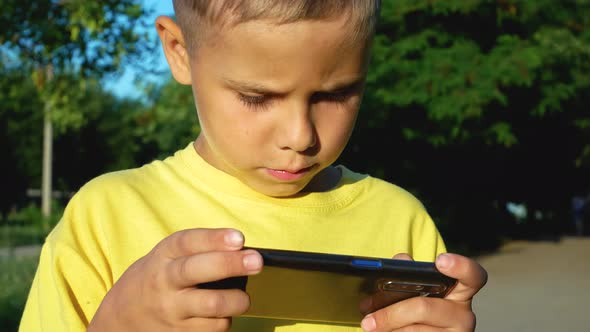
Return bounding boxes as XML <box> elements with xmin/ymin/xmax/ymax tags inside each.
<box><xmin>363</xmin><ymin>0</ymin><xmax>590</xmax><ymax>152</ymax></box>
<box><xmin>339</xmin><ymin>0</ymin><xmax>590</xmax><ymax>251</ymax></box>
<box><xmin>0</xmin><ymin>0</ymin><xmax>158</xmax><ymax>131</ymax></box>
<box><xmin>0</xmin><ymin>69</ymin><xmax>44</xmax><ymax>212</ymax></box>
<box><xmin>0</xmin><ymin>0</ymin><xmax>159</xmax><ymax>218</ymax></box>
<box><xmin>0</xmin><ymin>67</ymin><xmax>147</xmax><ymax>214</ymax></box>
<box><xmin>138</xmin><ymin>79</ymin><xmax>200</xmax><ymax>158</ymax></box>
<box><xmin>1</xmin><ymin>0</ymin><xmax>155</xmax><ymax>73</ymax></box>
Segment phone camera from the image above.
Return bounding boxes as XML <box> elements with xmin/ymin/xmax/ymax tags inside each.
<box><xmin>379</xmin><ymin>280</ymin><xmax>446</xmax><ymax>294</ymax></box>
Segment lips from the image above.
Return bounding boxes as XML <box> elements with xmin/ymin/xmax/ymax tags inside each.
<box><xmin>266</xmin><ymin>165</ymin><xmax>314</xmax><ymax>181</ymax></box>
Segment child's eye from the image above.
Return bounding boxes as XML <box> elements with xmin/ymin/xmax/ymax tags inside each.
<box><xmin>237</xmin><ymin>93</ymin><xmax>272</xmax><ymax>111</ymax></box>
<box><xmin>325</xmin><ymin>91</ymin><xmax>351</xmax><ymax>103</ymax></box>
<box><xmin>311</xmin><ymin>89</ymin><xmax>355</xmax><ymax>104</ymax></box>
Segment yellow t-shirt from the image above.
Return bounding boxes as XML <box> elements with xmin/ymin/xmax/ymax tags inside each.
<box><xmin>20</xmin><ymin>143</ymin><xmax>446</xmax><ymax>332</ymax></box>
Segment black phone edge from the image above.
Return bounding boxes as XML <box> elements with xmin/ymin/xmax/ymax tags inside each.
<box><xmin>198</xmin><ymin>247</ymin><xmax>457</xmax><ymax>291</ymax></box>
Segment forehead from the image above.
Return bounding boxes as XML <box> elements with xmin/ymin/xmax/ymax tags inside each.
<box><xmin>210</xmin><ymin>16</ymin><xmax>366</xmax><ymax>66</ymax></box>
<box><xmin>193</xmin><ymin>17</ymin><xmax>370</xmax><ymax>90</ymax></box>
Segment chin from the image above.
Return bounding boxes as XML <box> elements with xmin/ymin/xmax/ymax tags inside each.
<box><xmin>256</xmin><ymin>183</ymin><xmax>309</xmax><ymax>198</ymax></box>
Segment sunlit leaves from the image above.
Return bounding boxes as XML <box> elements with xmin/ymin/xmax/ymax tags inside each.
<box><xmin>135</xmin><ymin>79</ymin><xmax>200</xmax><ymax>157</ymax></box>
<box><xmin>364</xmin><ymin>0</ymin><xmax>590</xmax><ymax>164</ymax></box>
<box><xmin>0</xmin><ymin>0</ymin><xmax>158</xmax><ymax>132</ymax></box>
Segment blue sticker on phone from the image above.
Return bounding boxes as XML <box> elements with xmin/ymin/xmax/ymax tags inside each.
<box><xmin>351</xmin><ymin>259</ymin><xmax>382</xmax><ymax>268</ymax></box>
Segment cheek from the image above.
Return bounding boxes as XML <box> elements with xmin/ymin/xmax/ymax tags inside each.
<box><xmin>206</xmin><ymin>94</ymin><xmax>272</xmax><ymax>149</ymax></box>
<box><xmin>314</xmin><ymin>105</ymin><xmax>359</xmax><ymax>149</ymax></box>
<box><xmin>196</xmin><ymin>89</ymin><xmax>240</xmax><ymax>133</ymax></box>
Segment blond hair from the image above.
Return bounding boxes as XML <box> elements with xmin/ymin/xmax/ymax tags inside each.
<box><xmin>172</xmin><ymin>0</ymin><xmax>381</xmax><ymax>53</ymax></box>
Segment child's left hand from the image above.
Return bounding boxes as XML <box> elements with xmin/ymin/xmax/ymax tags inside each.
<box><xmin>361</xmin><ymin>253</ymin><xmax>488</xmax><ymax>332</ymax></box>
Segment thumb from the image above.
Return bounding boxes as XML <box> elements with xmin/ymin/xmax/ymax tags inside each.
<box><xmin>435</xmin><ymin>253</ymin><xmax>488</xmax><ymax>302</ymax></box>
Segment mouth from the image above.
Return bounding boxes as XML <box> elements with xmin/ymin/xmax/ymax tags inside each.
<box><xmin>266</xmin><ymin>165</ymin><xmax>315</xmax><ymax>181</ymax></box>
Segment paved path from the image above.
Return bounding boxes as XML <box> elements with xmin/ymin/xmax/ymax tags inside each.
<box><xmin>473</xmin><ymin>236</ymin><xmax>590</xmax><ymax>332</ymax></box>
<box><xmin>0</xmin><ymin>244</ymin><xmax>42</xmax><ymax>258</ymax></box>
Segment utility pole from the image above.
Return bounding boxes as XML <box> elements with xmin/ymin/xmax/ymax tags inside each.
<box><xmin>41</xmin><ymin>64</ymin><xmax>53</xmax><ymax>224</ymax></box>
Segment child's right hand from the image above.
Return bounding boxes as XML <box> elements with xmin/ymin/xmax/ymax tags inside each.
<box><xmin>87</xmin><ymin>228</ymin><xmax>263</xmax><ymax>332</ymax></box>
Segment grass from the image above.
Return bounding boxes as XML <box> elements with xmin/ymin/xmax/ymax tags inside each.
<box><xmin>0</xmin><ymin>208</ymin><xmax>52</xmax><ymax>331</ymax></box>
<box><xmin>0</xmin><ymin>254</ymin><xmax>39</xmax><ymax>332</ymax></box>
<box><xmin>0</xmin><ymin>226</ymin><xmax>48</xmax><ymax>249</ymax></box>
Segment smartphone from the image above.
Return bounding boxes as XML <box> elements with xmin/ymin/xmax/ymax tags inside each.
<box><xmin>198</xmin><ymin>247</ymin><xmax>457</xmax><ymax>325</ymax></box>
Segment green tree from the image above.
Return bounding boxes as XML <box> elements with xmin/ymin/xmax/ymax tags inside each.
<box><xmin>339</xmin><ymin>0</ymin><xmax>590</xmax><ymax>252</ymax></box>
<box><xmin>0</xmin><ymin>67</ymin><xmax>147</xmax><ymax>216</ymax></box>
<box><xmin>138</xmin><ymin>78</ymin><xmax>199</xmax><ymax>159</ymax></box>
<box><xmin>0</xmin><ymin>0</ymin><xmax>158</xmax><ymax>221</ymax></box>
<box><xmin>1</xmin><ymin>0</ymin><xmax>158</xmax><ymax>128</ymax></box>
<box><xmin>362</xmin><ymin>0</ymin><xmax>589</xmax><ymax>149</ymax></box>
<box><xmin>0</xmin><ymin>68</ymin><xmax>44</xmax><ymax>215</ymax></box>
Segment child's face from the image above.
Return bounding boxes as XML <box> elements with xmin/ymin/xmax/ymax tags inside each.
<box><xmin>165</xmin><ymin>15</ymin><xmax>369</xmax><ymax>197</ymax></box>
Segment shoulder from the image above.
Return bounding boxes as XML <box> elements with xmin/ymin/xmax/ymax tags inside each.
<box><xmin>75</xmin><ymin>151</ymin><xmax>186</xmax><ymax>199</ymax></box>
<box><xmin>338</xmin><ymin>166</ymin><xmax>446</xmax><ymax>258</ymax></box>
<box><xmin>76</xmin><ymin>166</ymin><xmax>148</xmax><ymax>199</ymax></box>
<box><xmin>58</xmin><ymin>168</ymin><xmax>143</xmax><ymax>227</ymax></box>
<box><xmin>50</xmin><ymin>160</ymin><xmax>172</xmax><ymax>239</ymax></box>
<box><xmin>68</xmin><ymin>154</ymin><xmax>177</xmax><ymax>214</ymax></box>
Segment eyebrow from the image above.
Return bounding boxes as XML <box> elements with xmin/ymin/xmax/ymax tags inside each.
<box><xmin>321</xmin><ymin>78</ymin><xmax>366</xmax><ymax>94</ymax></box>
<box><xmin>223</xmin><ymin>79</ymin><xmax>278</xmax><ymax>95</ymax></box>
<box><xmin>223</xmin><ymin>77</ymin><xmax>365</xmax><ymax>95</ymax></box>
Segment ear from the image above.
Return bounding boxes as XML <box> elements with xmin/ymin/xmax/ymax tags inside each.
<box><xmin>155</xmin><ymin>16</ymin><xmax>192</xmax><ymax>85</ymax></box>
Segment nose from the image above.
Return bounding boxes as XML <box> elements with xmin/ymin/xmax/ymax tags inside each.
<box><xmin>279</xmin><ymin>103</ymin><xmax>317</xmax><ymax>153</ymax></box>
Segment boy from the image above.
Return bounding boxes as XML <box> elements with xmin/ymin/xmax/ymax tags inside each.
<box><xmin>20</xmin><ymin>1</ymin><xmax>487</xmax><ymax>331</ymax></box>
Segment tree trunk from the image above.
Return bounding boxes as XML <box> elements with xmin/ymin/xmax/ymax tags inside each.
<box><xmin>41</xmin><ymin>65</ymin><xmax>53</xmax><ymax>229</ymax></box>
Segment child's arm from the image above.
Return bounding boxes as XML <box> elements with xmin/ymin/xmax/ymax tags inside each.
<box><xmin>87</xmin><ymin>228</ymin><xmax>262</xmax><ymax>331</ymax></box>
<box><xmin>360</xmin><ymin>253</ymin><xmax>487</xmax><ymax>332</ymax></box>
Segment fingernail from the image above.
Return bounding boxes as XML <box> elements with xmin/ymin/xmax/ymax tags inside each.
<box><xmin>437</xmin><ymin>253</ymin><xmax>451</xmax><ymax>269</ymax></box>
<box><xmin>361</xmin><ymin>314</ymin><xmax>376</xmax><ymax>332</ymax></box>
<box><xmin>243</xmin><ymin>253</ymin><xmax>262</xmax><ymax>272</ymax></box>
<box><xmin>225</xmin><ymin>230</ymin><xmax>244</xmax><ymax>248</ymax></box>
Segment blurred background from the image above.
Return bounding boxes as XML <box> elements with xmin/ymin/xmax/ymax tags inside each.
<box><xmin>1</xmin><ymin>1</ymin><xmax>589</xmax><ymax>331</ymax></box>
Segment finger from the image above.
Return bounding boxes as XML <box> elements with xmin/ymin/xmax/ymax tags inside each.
<box><xmin>392</xmin><ymin>253</ymin><xmax>413</xmax><ymax>260</ymax></box>
<box><xmin>395</xmin><ymin>325</ymin><xmax>444</xmax><ymax>332</ymax></box>
<box><xmin>181</xmin><ymin>317</ymin><xmax>232</xmax><ymax>332</ymax></box>
<box><xmin>156</xmin><ymin>228</ymin><xmax>245</xmax><ymax>259</ymax></box>
<box><xmin>169</xmin><ymin>249</ymin><xmax>263</xmax><ymax>287</ymax></box>
<box><xmin>435</xmin><ymin>253</ymin><xmax>488</xmax><ymax>302</ymax></box>
<box><xmin>361</xmin><ymin>297</ymin><xmax>475</xmax><ymax>331</ymax></box>
<box><xmin>178</xmin><ymin>288</ymin><xmax>250</xmax><ymax>318</ymax></box>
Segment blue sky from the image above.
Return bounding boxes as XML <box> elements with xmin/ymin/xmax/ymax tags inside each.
<box><xmin>103</xmin><ymin>0</ymin><xmax>175</xmax><ymax>99</ymax></box>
